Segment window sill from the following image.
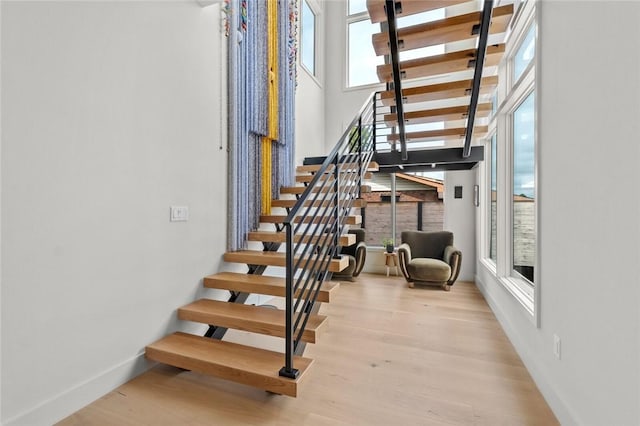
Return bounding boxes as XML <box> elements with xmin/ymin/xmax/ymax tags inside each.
<box><xmin>499</xmin><ymin>276</ymin><xmax>535</xmax><ymax>317</ymax></box>
<box><xmin>300</xmin><ymin>64</ymin><xmax>323</xmax><ymax>89</ymax></box>
<box><xmin>343</xmin><ymin>81</ymin><xmax>384</xmax><ymax>93</ymax></box>
<box><xmin>479</xmin><ymin>258</ymin><xmax>535</xmax><ymax>321</ymax></box>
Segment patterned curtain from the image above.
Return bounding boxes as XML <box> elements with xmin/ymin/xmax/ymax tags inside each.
<box><xmin>226</xmin><ymin>0</ymin><xmax>297</xmax><ymax>251</ymax></box>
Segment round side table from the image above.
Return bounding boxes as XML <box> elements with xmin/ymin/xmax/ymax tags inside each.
<box><xmin>384</xmin><ymin>251</ymin><xmax>399</xmax><ymax>277</ymax></box>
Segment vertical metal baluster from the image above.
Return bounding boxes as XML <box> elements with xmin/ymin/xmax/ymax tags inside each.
<box><xmin>279</xmin><ymin>222</ymin><xmax>299</xmax><ymax>379</ymax></box>
<box><xmin>333</xmin><ymin>153</ymin><xmax>340</xmax><ymax>257</ymax></box>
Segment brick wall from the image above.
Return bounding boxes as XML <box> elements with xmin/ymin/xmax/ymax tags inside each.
<box><xmin>361</xmin><ymin>198</ymin><xmax>444</xmax><ymax>247</ymax></box>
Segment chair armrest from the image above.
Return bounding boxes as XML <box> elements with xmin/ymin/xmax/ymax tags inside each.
<box><xmin>397</xmin><ymin>243</ymin><xmax>412</xmax><ymax>282</ymax></box>
<box><xmin>352</xmin><ymin>242</ymin><xmax>367</xmax><ymax>277</ymax></box>
<box><xmin>444</xmin><ymin>245</ymin><xmax>462</xmax><ymax>285</ymax></box>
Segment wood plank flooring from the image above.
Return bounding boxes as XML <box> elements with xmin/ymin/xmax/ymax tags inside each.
<box><xmin>58</xmin><ymin>274</ymin><xmax>558</xmax><ymax>425</ymax></box>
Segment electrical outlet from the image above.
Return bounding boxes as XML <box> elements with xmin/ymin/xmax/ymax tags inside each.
<box><xmin>553</xmin><ymin>334</ymin><xmax>561</xmax><ymax>360</ymax></box>
<box><xmin>170</xmin><ymin>206</ymin><xmax>189</xmax><ymax>222</ymax></box>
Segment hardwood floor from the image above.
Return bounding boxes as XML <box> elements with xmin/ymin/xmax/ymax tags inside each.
<box><xmin>58</xmin><ymin>274</ymin><xmax>558</xmax><ymax>425</ymax></box>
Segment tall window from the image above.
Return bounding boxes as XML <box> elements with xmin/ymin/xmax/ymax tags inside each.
<box><xmin>512</xmin><ymin>92</ymin><xmax>535</xmax><ymax>283</ymax></box>
<box><xmin>482</xmin><ymin>1</ymin><xmax>536</xmax><ymax>314</ymax></box>
<box><xmin>348</xmin><ymin>0</ymin><xmax>367</xmax><ymax>15</ymax></box>
<box><xmin>513</xmin><ymin>25</ymin><xmax>536</xmax><ymax>83</ymax></box>
<box><xmin>346</xmin><ymin>5</ymin><xmax>444</xmax><ymax>88</ymax></box>
<box><xmin>301</xmin><ymin>0</ymin><xmax>316</xmax><ymax>75</ymax></box>
<box><xmin>347</xmin><ymin>18</ymin><xmax>382</xmax><ymax>87</ymax></box>
<box><xmin>346</xmin><ymin>4</ymin><xmax>383</xmax><ymax>88</ymax></box>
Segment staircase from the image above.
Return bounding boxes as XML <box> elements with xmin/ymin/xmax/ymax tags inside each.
<box><xmin>145</xmin><ymin>0</ymin><xmax>513</xmax><ymax>398</ymax></box>
<box><xmin>145</xmin><ymin>93</ymin><xmax>377</xmax><ymax>397</ymax></box>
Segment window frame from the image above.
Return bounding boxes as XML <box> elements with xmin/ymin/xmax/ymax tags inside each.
<box><xmin>488</xmin><ymin>131</ymin><xmax>498</xmax><ymax>266</ymax></box>
<box><xmin>300</xmin><ymin>0</ymin><xmax>317</xmax><ymax>76</ymax></box>
<box><xmin>481</xmin><ymin>0</ymin><xmax>539</xmax><ymax>322</ymax></box>
<box><xmin>300</xmin><ymin>0</ymin><xmax>323</xmax><ymax>86</ymax></box>
<box><xmin>345</xmin><ymin>5</ymin><xmax>383</xmax><ymax>90</ymax></box>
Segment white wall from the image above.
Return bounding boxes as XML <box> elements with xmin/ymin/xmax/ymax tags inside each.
<box><xmin>294</xmin><ymin>0</ymin><xmax>326</xmax><ymax>163</ymax></box>
<box><xmin>295</xmin><ymin>68</ymin><xmax>326</xmax><ymax>162</ymax></box>
<box><xmin>444</xmin><ymin>170</ymin><xmax>476</xmax><ymax>281</ymax></box>
<box><xmin>476</xmin><ymin>2</ymin><xmax>640</xmax><ymax>425</ymax></box>
<box><xmin>1</xmin><ymin>2</ymin><xmax>229</xmax><ymax>424</ymax></box>
<box><xmin>323</xmin><ymin>0</ymin><xmax>384</xmax><ymax>151</ymax></box>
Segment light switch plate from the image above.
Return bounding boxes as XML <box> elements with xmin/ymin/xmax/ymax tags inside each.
<box><xmin>170</xmin><ymin>206</ymin><xmax>189</xmax><ymax>222</ymax></box>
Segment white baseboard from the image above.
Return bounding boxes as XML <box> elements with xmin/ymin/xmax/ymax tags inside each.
<box><xmin>4</xmin><ymin>352</ymin><xmax>152</xmax><ymax>426</ymax></box>
<box><xmin>474</xmin><ymin>273</ymin><xmax>579</xmax><ymax>425</ymax></box>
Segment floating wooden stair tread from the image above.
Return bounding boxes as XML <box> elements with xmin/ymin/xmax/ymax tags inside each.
<box><xmin>260</xmin><ymin>214</ymin><xmax>362</xmax><ymax>225</ymax></box>
<box><xmin>380</xmin><ymin>76</ymin><xmax>498</xmax><ymax>106</ymax></box>
<box><xmin>377</xmin><ymin>44</ymin><xmax>505</xmax><ymax>82</ymax></box>
<box><xmin>204</xmin><ymin>272</ymin><xmax>339</xmax><ymax>303</ymax></box>
<box><xmin>145</xmin><ymin>332</ymin><xmax>313</xmax><ymax>397</ymax></box>
<box><xmin>271</xmin><ymin>198</ymin><xmax>367</xmax><ymax>209</ymax></box>
<box><xmin>367</xmin><ymin>0</ymin><xmax>468</xmax><ymax>24</ymax></box>
<box><xmin>295</xmin><ymin>161</ymin><xmax>379</xmax><ymax>173</ymax></box>
<box><xmin>295</xmin><ymin>171</ymin><xmax>373</xmax><ymax>183</ymax></box>
<box><xmin>372</xmin><ymin>4</ymin><xmax>513</xmax><ymax>55</ymax></box>
<box><xmin>224</xmin><ymin>250</ymin><xmax>349</xmax><ymax>273</ymax></box>
<box><xmin>248</xmin><ymin>230</ymin><xmax>356</xmax><ymax>246</ymax></box>
<box><xmin>386</xmin><ymin>125</ymin><xmax>488</xmax><ymax>142</ymax></box>
<box><xmin>280</xmin><ymin>184</ymin><xmax>371</xmax><ymax>195</ymax></box>
<box><xmin>179</xmin><ymin>299</ymin><xmax>326</xmax><ymax>343</ymax></box>
<box><xmin>384</xmin><ymin>103</ymin><xmax>491</xmax><ymax>126</ymax></box>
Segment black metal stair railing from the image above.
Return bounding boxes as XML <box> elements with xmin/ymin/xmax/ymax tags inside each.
<box><xmin>279</xmin><ymin>93</ymin><xmax>375</xmax><ymax>379</ymax></box>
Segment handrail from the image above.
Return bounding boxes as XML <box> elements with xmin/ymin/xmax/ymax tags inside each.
<box><xmin>463</xmin><ymin>0</ymin><xmax>494</xmax><ymax>158</ymax></box>
<box><xmin>385</xmin><ymin>0</ymin><xmax>408</xmax><ymax>161</ymax></box>
<box><xmin>279</xmin><ymin>93</ymin><xmax>376</xmax><ymax>379</ymax></box>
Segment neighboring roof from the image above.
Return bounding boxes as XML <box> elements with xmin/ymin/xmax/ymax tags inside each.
<box><xmin>491</xmin><ymin>190</ymin><xmax>534</xmax><ymax>202</ymax></box>
<box><xmin>363</xmin><ymin>191</ymin><xmax>426</xmax><ymax>203</ymax></box>
<box><xmin>396</xmin><ymin>173</ymin><xmax>444</xmax><ymax>194</ymax></box>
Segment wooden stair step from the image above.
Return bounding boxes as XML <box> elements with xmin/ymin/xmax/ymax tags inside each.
<box><xmin>295</xmin><ymin>161</ymin><xmax>379</xmax><ymax>173</ymax></box>
<box><xmin>224</xmin><ymin>250</ymin><xmax>350</xmax><ymax>273</ymax></box>
<box><xmin>372</xmin><ymin>4</ymin><xmax>513</xmax><ymax>55</ymax></box>
<box><xmin>280</xmin><ymin>184</ymin><xmax>371</xmax><ymax>195</ymax></box>
<box><xmin>379</xmin><ymin>76</ymin><xmax>498</xmax><ymax>106</ymax></box>
<box><xmin>367</xmin><ymin>0</ymin><xmax>468</xmax><ymax>24</ymax></box>
<box><xmin>248</xmin><ymin>230</ymin><xmax>356</xmax><ymax>246</ymax></box>
<box><xmin>145</xmin><ymin>332</ymin><xmax>313</xmax><ymax>397</ymax></box>
<box><xmin>204</xmin><ymin>272</ymin><xmax>340</xmax><ymax>303</ymax></box>
<box><xmin>260</xmin><ymin>214</ymin><xmax>362</xmax><ymax>225</ymax></box>
<box><xmin>179</xmin><ymin>299</ymin><xmax>326</xmax><ymax>344</ymax></box>
<box><xmin>295</xmin><ymin>171</ymin><xmax>373</xmax><ymax>183</ymax></box>
<box><xmin>377</xmin><ymin>44</ymin><xmax>505</xmax><ymax>82</ymax></box>
<box><xmin>271</xmin><ymin>198</ymin><xmax>367</xmax><ymax>209</ymax></box>
<box><xmin>385</xmin><ymin>126</ymin><xmax>488</xmax><ymax>142</ymax></box>
<box><xmin>384</xmin><ymin>103</ymin><xmax>491</xmax><ymax>126</ymax></box>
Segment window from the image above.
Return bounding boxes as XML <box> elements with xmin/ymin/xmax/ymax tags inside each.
<box><xmin>489</xmin><ymin>133</ymin><xmax>497</xmax><ymax>262</ymax></box>
<box><xmin>513</xmin><ymin>25</ymin><xmax>535</xmax><ymax>83</ymax></box>
<box><xmin>481</xmin><ymin>0</ymin><xmax>537</xmax><ymax>315</ymax></box>
<box><xmin>347</xmin><ymin>18</ymin><xmax>383</xmax><ymax>87</ymax></box>
<box><xmin>346</xmin><ymin>7</ymin><xmax>444</xmax><ymax>88</ymax></box>
<box><xmin>361</xmin><ymin>172</ymin><xmax>444</xmax><ymax>248</ymax></box>
<box><xmin>348</xmin><ymin>0</ymin><xmax>367</xmax><ymax>15</ymax></box>
<box><xmin>301</xmin><ymin>0</ymin><xmax>316</xmax><ymax>75</ymax></box>
<box><xmin>512</xmin><ymin>92</ymin><xmax>535</xmax><ymax>283</ymax></box>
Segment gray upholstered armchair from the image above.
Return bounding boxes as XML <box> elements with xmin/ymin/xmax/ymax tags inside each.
<box><xmin>332</xmin><ymin>228</ymin><xmax>367</xmax><ymax>281</ymax></box>
<box><xmin>398</xmin><ymin>231</ymin><xmax>461</xmax><ymax>291</ymax></box>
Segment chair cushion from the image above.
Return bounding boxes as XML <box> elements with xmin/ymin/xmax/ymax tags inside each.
<box><xmin>401</xmin><ymin>231</ymin><xmax>453</xmax><ymax>260</ymax></box>
<box><xmin>407</xmin><ymin>258</ymin><xmax>451</xmax><ymax>282</ymax></box>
